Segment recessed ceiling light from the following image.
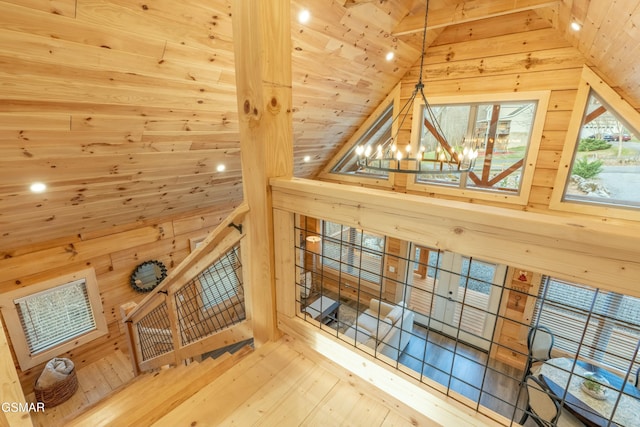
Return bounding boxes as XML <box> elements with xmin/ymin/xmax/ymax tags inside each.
<box><xmin>298</xmin><ymin>10</ymin><xmax>310</xmax><ymax>24</ymax></box>
<box><xmin>571</xmin><ymin>21</ymin><xmax>581</xmax><ymax>31</ymax></box>
<box><xmin>303</xmin><ymin>155</ymin><xmax>311</xmax><ymax>162</ymax></box>
<box><xmin>30</xmin><ymin>182</ymin><xmax>47</xmax><ymax>193</ymax></box>
<box><xmin>216</xmin><ymin>164</ymin><xmax>226</xmax><ymax>172</ymax></box>
<box><xmin>385</xmin><ymin>51</ymin><xmax>394</xmax><ymax>61</ymax></box>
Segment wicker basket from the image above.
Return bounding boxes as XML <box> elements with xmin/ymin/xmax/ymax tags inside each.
<box><xmin>34</xmin><ymin>367</ymin><xmax>78</xmax><ymax>407</ymax></box>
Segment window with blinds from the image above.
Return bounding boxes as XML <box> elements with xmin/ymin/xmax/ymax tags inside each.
<box><xmin>0</xmin><ymin>268</ymin><xmax>107</xmax><ymax>370</ymax></box>
<box><xmin>321</xmin><ymin>221</ymin><xmax>385</xmax><ymax>284</ymax></box>
<box><xmin>533</xmin><ymin>276</ymin><xmax>640</xmax><ymax>375</ymax></box>
<box><xmin>200</xmin><ymin>246</ymin><xmax>242</xmax><ymax>310</ymax></box>
<box><xmin>16</xmin><ymin>279</ymin><xmax>96</xmax><ymax>355</ymax></box>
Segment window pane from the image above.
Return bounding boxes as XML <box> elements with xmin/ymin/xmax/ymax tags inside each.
<box><xmin>417</xmin><ymin>101</ymin><xmax>538</xmax><ymax>194</ymax></box>
<box><xmin>321</xmin><ymin>222</ymin><xmax>385</xmax><ymax>284</ymax></box>
<box><xmin>331</xmin><ymin>103</ymin><xmax>393</xmax><ymax>178</ymax></box>
<box><xmin>200</xmin><ymin>246</ymin><xmax>242</xmax><ymax>309</ymax></box>
<box><xmin>563</xmin><ymin>91</ymin><xmax>640</xmax><ymax>208</ymax></box>
<box><xmin>534</xmin><ymin>277</ymin><xmax>640</xmax><ymax>373</ymax></box>
<box><xmin>16</xmin><ymin>279</ymin><xmax>96</xmax><ymax>354</ymax></box>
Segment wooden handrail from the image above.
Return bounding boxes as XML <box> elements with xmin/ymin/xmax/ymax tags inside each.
<box><xmin>123</xmin><ymin>202</ymin><xmax>249</xmax><ymax>323</ymax></box>
<box><xmin>121</xmin><ymin>202</ymin><xmax>251</xmax><ymax>372</ymax></box>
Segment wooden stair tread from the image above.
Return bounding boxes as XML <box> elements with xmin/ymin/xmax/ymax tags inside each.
<box><xmin>151</xmin><ymin>339</ymin><xmax>288</xmax><ymax>427</ymax></box>
<box><xmin>65</xmin><ymin>346</ymin><xmax>252</xmax><ymax>427</ymax></box>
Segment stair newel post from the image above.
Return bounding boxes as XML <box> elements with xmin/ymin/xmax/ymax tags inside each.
<box><xmin>120</xmin><ymin>302</ymin><xmax>141</xmax><ymax>376</ymax></box>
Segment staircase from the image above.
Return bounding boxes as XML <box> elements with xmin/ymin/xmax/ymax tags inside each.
<box><xmin>63</xmin><ymin>346</ymin><xmax>253</xmax><ymax>427</ymax></box>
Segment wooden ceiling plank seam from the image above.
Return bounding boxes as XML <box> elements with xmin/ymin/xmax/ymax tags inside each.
<box><xmin>0</xmin><ymin>152</ymin><xmax>240</xmax><ymax>186</ymax></box>
<box><xmin>0</xmin><ymin>73</ymin><xmax>235</xmax><ymax>112</ymax></box>
<box><xmin>0</xmin><ymin>1</ymin><xmax>166</xmax><ymax>59</ymax></box>
<box><xmin>0</xmin><ymin>112</ymin><xmax>71</xmax><ymax>131</ymax></box>
<box><xmin>399</xmin><ymin>68</ymin><xmax>584</xmax><ymax>98</ymax></box>
<box><xmin>1</xmin><ymin>0</ymin><xmax>77</xmax><ymax>18</ymax></box>
<box><xmin>105</xmin><ymin>0</ymin><xmax>235</xmax><ymax>39</ymax></box>
<box><xmin>0</xmin><ymin>196</ymin><xmax>244</xmax><ymax>240</ymax></box>
<box><xmin>75</xmin><ymin>204</ymin><xmax>234</xmax><ymax>244</ymax></box>
<box><xmin>0</xmin><ymin>143</ymin><xmax>240</xmax><ymax>161</ymax></box>
<box><xmin>142</xmin><ymin>132</ymin><xmax>240</xmax><ymax>142</ymax></box>
<box><xmin>0</xmin><ymin>98</ymin><xmax>237</xmax><ymax>121</ymax></box>
<box><xmin>0</xmin><ymin>30</ymin><xmax>228</xmax><ymax>86</ymax></box>
<box><xmin>575</xmin><ymin>0</ymin><xmax>613</xmax><ymax>54</ymax></box>
<box><xmin>0</xmin><ymin>225</ymin><xmax>165</xmax><ymax>283</ymax></box>
<box><xmin>603</xmin><ymin>6</ymin><xmax>640</xmax><ymax>68</ymax></box>
<box><xmin>0</xmin><ymin>54</ymin><xmax>231</xmax><ymax>99</ymax></box>
<box><xmin>0</xmin><ymin>185</ymin><xmax>244</xmax><ymax>223</ymax></box>
<box><xmin>75</xmin><ymin>0</ymin><xmax>233</xmax><ymax>51</ymax></box>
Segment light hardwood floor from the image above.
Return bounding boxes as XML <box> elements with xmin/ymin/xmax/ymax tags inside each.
<box><xmin>26</xmin><ymin>349</ymin><xmax>135</xmax><ymax>427</ymax></box>
<box><xmin>303</xmin><ymin>289</ymin><xmax>533</xmax><ymax>426</ymax></box>
<box><xmin>152</xmin><ymin>335</ymin><xmax>444</xmax><ymax>427</ymax></box>
<box><xmin>27</xmin><ymin>336</ymin><xmax>449</xmax><ymax>427</ymax></box>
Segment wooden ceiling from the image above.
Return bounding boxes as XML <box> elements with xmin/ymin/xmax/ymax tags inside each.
<box><xmin>1</xmin><ymin>0</ymin><xmax>638</xmax><ymax>252</ymax></box>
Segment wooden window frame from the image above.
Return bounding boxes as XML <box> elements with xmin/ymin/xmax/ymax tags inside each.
<box><xmin>0</xmin><ymin>268</ymin><xmax>107</xmax><ymax>371</ymax></box>
<box><xmin>406</xmin><ymin>91</ymin><xmax>550</xmax><ymax>205</ymax></box>
<box><xmin>319</xmin><ymin>84</ymin><xmax>400</xmax><ymax>188</ymax></box>
<box><xmin>550</xmin><ymin>66</ymin><xmax>640</xmax><ymax>221</ymax></box>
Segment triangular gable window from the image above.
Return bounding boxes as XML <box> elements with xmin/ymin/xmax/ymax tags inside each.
<box><xmin>551</xmin><ymin>67</ymin><xmax>640</xmax><ymax>220</ymax></box>
<box><xmin>319</xmin><ymin>84</ymin><xmax>400</xmax><ymax>186</ymax></box>
<box><xmin>331</xmin><ymin>103</ymin><xmax>392</xmax><ymax>177</ymax></box>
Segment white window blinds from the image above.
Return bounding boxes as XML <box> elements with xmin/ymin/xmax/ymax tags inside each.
<box><xmin>200</xmin><ymin>246</ymin><xmax>241</xmax><ymax>309</ymax></box>
<box><xmin>533</xmin><ymin>276</ymin><xmax>640</xmax><ymax>374</ymax></box>
<box><xmin>15</xmin><ymin>278</ymin><xmax>96</xmax><ymax>355</ymax></box>
<box><xmin>321</xmin><ymin>221</ymin><xmax>385</xmax><ymax>284</ymax></box>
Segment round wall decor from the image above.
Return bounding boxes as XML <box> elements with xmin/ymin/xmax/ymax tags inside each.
<box><xmin>130</xmin><ymin>260</ymin><xmax>168</xmax><ymax>293</ymax></box>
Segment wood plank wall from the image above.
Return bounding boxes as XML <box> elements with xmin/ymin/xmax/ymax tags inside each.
<box><xmin>0</xmin><ymin>205</ymin><xmax>235</xmax><ymax>394</ymax></box>
<box><xmin>321</xmin><ymin>10</ymin><xmax>639</xmax><ymax>221</ymax></box>
<box><xmin>399</xmin><ymin>24</ymin><xmax>583</xmax><ymax>213</ymax></box>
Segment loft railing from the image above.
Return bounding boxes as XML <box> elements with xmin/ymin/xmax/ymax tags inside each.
<box><xmin>121</xmin><ymin>203</ymin><xmax>253</xmax><ymax>373</ymax></box>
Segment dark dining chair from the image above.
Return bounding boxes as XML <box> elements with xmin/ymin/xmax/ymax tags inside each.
<box><xmin>524</xmin><ymin>325</ymin><xmax>554</xmax><ymax>377</ymax></box>
<box><xmin>521</xmin><ymin>375</ymin><xmax>584</xmax><ymax>427</ymax></box>
<box><xmin>635</xmin><ymin>369</ymin><xmax>640</xmax><ymax>390</ymax></box>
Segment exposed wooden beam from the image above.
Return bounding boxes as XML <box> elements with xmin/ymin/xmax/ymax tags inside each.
<box><xmin>393</xmin><ymin>0</ymin><xmax>560</xmax><ymax>36</ymax></box>
<box><xmin>271</xmin><ymin>177</ymin><xmax>640</xmax><ymax>298</ymax></box>
<box><xmin>232</xmin><ymin>0</ymin><xmax>294</xmax><ymax>346</ymax></box>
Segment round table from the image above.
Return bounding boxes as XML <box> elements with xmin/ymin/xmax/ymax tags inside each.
<box><xmin>539</xmin><ymin>358</ymin><xmax>640</xmax><ymax>427</ymax></box>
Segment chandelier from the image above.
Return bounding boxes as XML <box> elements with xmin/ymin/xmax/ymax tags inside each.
<box><xmin>355</xmin><ymin>0</ymin><xmax>478</xmax><ymax>174</ymax></box>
